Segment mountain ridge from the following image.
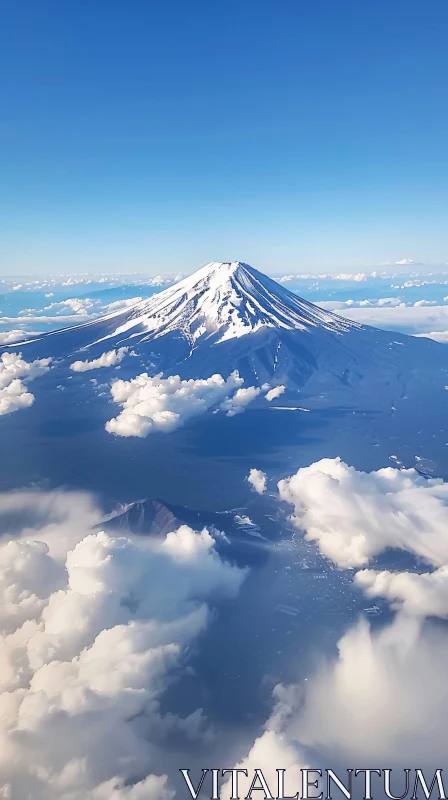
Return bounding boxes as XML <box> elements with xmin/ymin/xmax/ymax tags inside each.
<box><xmin>92</xmin><ymin>260</ymin><xmax>362</xmax><ymax>346</ymax></box>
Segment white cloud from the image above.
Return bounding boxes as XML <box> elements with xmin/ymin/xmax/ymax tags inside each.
<box><xmin>144</xmin><ymin>275</ymin><xmax>177</xmax><ymax>287</ymax></box>
<box><xmin>295</xmin><ymin>614</ymin><xmax>448</xmax><ymax>764</ymax></box>
<box><xmin>105</xmin><ymin>371</ymin><xmax>258</xmax><ymax>438</ymax></box>
<box><xmin>320</xmin><ymin>303</ymin><xmax>448</xmax><ymax>334</ymax></box>
<box><xmin>278</xmin><ymin>458</ymin><xmax>448</xmax><ymax>568</ymax></box>
<box><xmin>319</xmin><ymin>297</ymin><xmax>404</xmax><ymax>311</ymax></box>
<box><xmin>0</xmin><ymin>330</ymin><xmax>39</xmax><ymax>345</ymax></box>
<box><xmin>415</xmin><ymin>330</ymin><xmax>448</xmax><ymax>343</ymax></box>
<box><xmin>44</xmin><ymin>297</ymin><xmax>95</xmax><ymax>315</ymax></box>
<box><xmin>221</xmin><ymin>685</ymin><xmax>306</xmax><ymax>800</ymax></box>
<box><xmin>7</xmin><ymin>296</ymin><xmax>147</xmax><ymax>330</ymax></box>
<box><xmin>413</xmin><ymin>299</ymin><xmax>436</xmax><ymax>307</ymax></box>
<box><xmin>355</xmin><ymin>566</ymin><xmax>448</xmax><ymax>617</ymax></box>
<box><xmin>220</xmin><ymin>385</ymin><xmax>261</xmax><ymax>417</ymax></box>
<box><xmin>225</xmin><ymin>612</ymin><xmax>448</xmax><ymax>785</ymax></box>
<box><xmin>103</xmin><ymin>297</ymin><xmax>143</xmax><ymax>313</ymax></box>
<box><xmin>0</xmin><ymin>352</ymin><xmax>51</xmax><ymax>416</ymax></box>
<box><xmin>0</xmin><ymin>489</ymin><xmax>246</xmax><ymax>798</ymax></box>
<box><xmin>265</xmin><ymin>385</ymin><xmax>286</xmax><ymax>401</ymax></box>
<box><xmin>61</xmin><ymin>277</ymin><xmax>92</xmax><ymax>287</ymax></box>
<box><xmin>401</xmin><ymin>278</ymin><xmax>437</xmax><ymax>288</ymax></box>
<box><xmin>247</xmin><ymin>468</ymin><xmax>267</xmax><ymax>495</ymax></box>
<box><xmin>332</xmin><ymin>272</ymin><xmax>367</xmax><ymax>281</ymax></box>
<box><xmin>70</xmin><ymin>347</ymin><xmax>129</xmax><ymax>373</ymax></box>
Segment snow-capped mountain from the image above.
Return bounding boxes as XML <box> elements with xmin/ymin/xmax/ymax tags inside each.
<box><xmin>92</xmin><ymin>260</ymin><xmax>360</xmax><ymax>344</ymax></box>
<box><xmin>7</xmin><ymin>260</ymin><xmax>446</xmax><ymax>401</ymax></box>
<box><xmin>17</xmin><ymin>261</ymin><xmax>358</xmax><ymax>348</ymax></box>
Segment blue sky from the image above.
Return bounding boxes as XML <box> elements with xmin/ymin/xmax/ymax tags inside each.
<box><xmin>1</xmin><ymin>0</ymin><xmax>448</xmax><ymax>275</ymax></box>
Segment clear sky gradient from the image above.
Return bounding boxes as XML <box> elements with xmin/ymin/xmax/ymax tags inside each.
<box><xmin>1</xmin><ymin>0</ymin><xmax>448</xmax><ymax>275</ymax></box>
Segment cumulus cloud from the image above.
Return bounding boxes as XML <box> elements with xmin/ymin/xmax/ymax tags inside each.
<box><xmin>278</xmin><ymin>457</ymin><xmax>448</xmax><ymax>568</ymax></box>
<box><xmin>229</xmin><ymin>612</ymin><xmax>448</xmax><ymax>778</ymax></box>
<box><xmin>247</xmin><ymin>468</ymin><xmax>267</xmax><ymax>495</ymax></box>
<box><xmin>0</xmin><ymin>489</ymin><xmax>246</xmax><ymax>798</ymax></box>
<box><xmin>70</xmin><ymin>347</ymin><xmax>129</xmax><ymax>373</ymax></box>
<box><xmin>226</xmin><ymin>612</ymin><xmax>448</xmax><ymax>785</ymax></box>
<box><xmin>0</xmin><ymin>353</ymin><xmax>51</xmax><ymax>392</ymax></box>
<box><xmin>0</xmin><ymin>352</ymin><xmax>51</xmax><ymax>416</ymax></box>
<box><xmin>413</xmin><ymin>299</ymin><xmax>436</xmax><ymax>307</ymax></box>
<box><xmin>220</xmin><ymin>386</ymin><xmax>261</xmax><ymax>417</ymax></box>
<box><xmin>106</xmin><ymin>371</ymin><xmax>259</xmax><ymax>438</ymax></box>
<box><xmin>43</xmin><ymin>297</ymin><xmax>95</xmax><ymax>315</ymax></box>
<box><xmin>295</xmin><ymin>614</ymin><xmax>448</xmax><ymax>764</ymax></box>
<box><xmin>225</xmin><ymin>622</ymin><xmax>448</xmax><ymax>794</ymax></box>
<box><xmin>356</xmin><ymin>566</ymin><xmax>448</xmax><ymax>618</ymax></box>
<box><xmin>232</xmin><ymin>618</ymin><xmax>448</xmax><ymax>775</ymax></box>
<box><xmin>265</xmin><ymin>385</ymin><xmax>286</xmax><ymax>401</ymax></box>
<box><xmin>0</xmin><ymin>330</ymin><xmax>39</xmax><ymax>345</ymax></box>
<box><xmin>221</xmin><ymin>685</ymin><xmax>306</xmax><ymax>800</ymax></box>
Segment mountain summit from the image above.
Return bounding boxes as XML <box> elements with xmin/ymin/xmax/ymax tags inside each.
<box><xmin>101</xmin><ymin>261</ymin><xmax>360</xmax><ymax>346</ymax></box>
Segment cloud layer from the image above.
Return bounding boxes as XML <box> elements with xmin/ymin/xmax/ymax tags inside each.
<box><xmin>0</xmin><ymin>489</ymin><xmax>246</xmax><ymax>798</ymax></box>
<box><xmin>319</xmin><ymin>302</ymin><xmax>448</xmax><ymax>335</ymax></box>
